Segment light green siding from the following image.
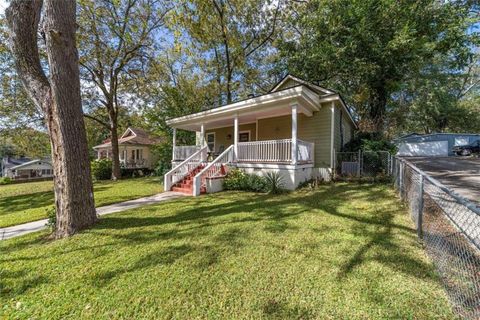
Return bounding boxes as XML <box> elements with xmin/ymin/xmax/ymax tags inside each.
<box><xmin>333</xmin><ymin>103</ymin><xmax>355</xmax><ymax>153</ymax></box>
<box><xmin>298</xmin><ymin>105</ymin><xmax>332</xmax><ymax>167</ymax></box>
<box><xmin>257</xmin><ymin>116</ymin><xmax>291</xmax><ymax>140</ymax></box>
<box><xmin>206</xmin><ymin>123</ymin><xmax>256</xmax><ymax>154</ymax></box>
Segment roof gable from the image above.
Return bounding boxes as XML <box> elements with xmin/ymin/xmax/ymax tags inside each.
<box><xmin>120</xmin><ymin>128</ymin><xmax>137</xmax><ymax>139</ymax></box>
<box><xmin>269</xmin><ymin>75</ymin><xmax>334</xmax><ymax>95</ymax></box>
<box><xmin>93</xmin><ymin>127</ymin><xmax>163</xmax><ymax>149</ymax></box>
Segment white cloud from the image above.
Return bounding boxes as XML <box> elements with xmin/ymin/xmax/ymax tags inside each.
<box><xmin>0</xmin><ymin>0</ymin><xmax>7</xmax><ymax>16</ymax></box>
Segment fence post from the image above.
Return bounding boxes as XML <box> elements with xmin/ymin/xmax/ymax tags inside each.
<box><xmin>399</xmin><ymin>160</ymin><xmax>404</xmax><ymax>200</ymax></box>
<box><xmin>417</xmin><ymin>174</ymin><xmax>424</xmax><ymax>239</ymax></box>
<box><xmin>357</xmin><ymin>149</ymin><xmax>361</xmax><ymax>177</ymax></box>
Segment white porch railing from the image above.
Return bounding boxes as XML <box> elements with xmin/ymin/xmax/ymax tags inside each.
<box><xmin>297</xmin><ymin>139</ymin><xmax>315</xmax><ymax>163</ymax></box>
<box><xmin>193</xmin><ymin>145</ymin><xmax>234</xmax><ymax>196</ymax></box>
<box><xmin>173</xmin><ymin>145</ymin><xmax>200</xmax><ymax>161</ymax></box>
<box><xmin>237</xmin><ymin>139</ymin><xmax>292</xmax><ymax>163</ymax></box>
<box><xmin>164</xmin><ymin>146</ymin><xmax>207</xmax><ymax>191</ymax></box>
<box><xmin>237</xmin><ymin>139</ymin><xmax>314</xmax><ymax>164</ymax></box>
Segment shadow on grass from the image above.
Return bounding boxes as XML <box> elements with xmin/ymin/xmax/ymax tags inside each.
<box><xmin>0</xmin><ymin>191</ymin><xmax>54</xmax><ymax>217</ymax></box>
<box><xmin>1</xmin><ymin>183</ymin><xmax>438</xmax><ymax>303</ymax></box>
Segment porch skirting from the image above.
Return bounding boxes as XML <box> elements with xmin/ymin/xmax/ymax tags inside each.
<box><xmin>231</xmin><ymin>163</ymin><xmax>331</xmax><ymax>190</ymax></box>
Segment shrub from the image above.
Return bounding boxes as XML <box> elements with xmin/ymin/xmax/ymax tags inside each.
<box><xmin>91</xmin><ymin>159</ymin><xmax>112</xmax><ymax>180</ymax></box>
<box><xmin>0</xmin><ymin>177</ymin><xmax>12</xmax><ymax>185</ymax></box>
<box><xmin>343</xmin><ymin>132</ymin><xmax>396</xmax><ymax>153</ymax></box>
<box><xmin>297</xmin><ymin>177</ymin><xmax>325</xmax><ymax>190</ymax></box>
<box><xmin>154</xmin><ymin>160</ymin><xmax>171</xmax><ymax>177</ymax></box>
<box><xmin>265</xmin><ymin>172</ymin><xmax>285</xmax><ymax>194</ymax></box>
<box><xmin>223</xmin><ymin>169</ymin><xmax>268</xmax><ymax>193</ymax></box>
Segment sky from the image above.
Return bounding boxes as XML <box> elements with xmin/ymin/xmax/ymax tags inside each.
<box><xmin>0</xmin><ymin>0</ymin><xmax>6</xmax><ymax>15</ymax></box>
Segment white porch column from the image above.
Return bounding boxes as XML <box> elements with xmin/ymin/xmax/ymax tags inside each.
<box><xmin>234</xmin><ymin>114</ymin><xmax>239</xmax><ymax>161</ymax></box>
<box><xmin>172</xmin><ymin>128</ymin><xmax>176</xmax><ymax>161</ymax></box>
<box><xmin>330</xmin><ymin>102</ymin><xmax>335</xmax><ymax>169</ymax></box>
<box><xmin>200</xmin><ymin>124</ymin><xmax>205</xmax><ymax>148</ymax></box>
<box><xmin>291</xmin><ymin>103</ymin><xmax>298</xmax><ymax>165</ymax></box>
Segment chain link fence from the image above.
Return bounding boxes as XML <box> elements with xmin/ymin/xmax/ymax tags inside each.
<box><xmin>335</xmin><ymin>150</ymin><xmax>392</xmax><ymax>178</ymax></box>
<box><xmin>393</xmin><ymin>157</ymin><xmax>480</xmax><ymax>319</ymax></box>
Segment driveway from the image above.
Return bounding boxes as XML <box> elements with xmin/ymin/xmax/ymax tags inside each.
<box><xmin>406</xmin><ymin>157</ymin><xmax>480</xmax><ymax>205</ymax></box>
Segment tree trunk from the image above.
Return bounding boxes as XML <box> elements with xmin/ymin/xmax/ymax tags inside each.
<box><xmin>6</xmin><ymin>0</ymin><xmax>97</xmax><ymax>238</ymax></box>
<box><xmin>368</xmin><ymin>85</ymin><xmax>388</xmax><ymax>133</ymax></box>
<box><xmin>108</xmin><ymin>110</ymin><xmax>121</xmax><ymax>180</ymax></box>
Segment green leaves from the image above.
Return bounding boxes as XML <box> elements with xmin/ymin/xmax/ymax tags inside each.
<box><xmin>280</xmin><ymin>0</ymin><xmax>477</xmax><ymax>133</ymax></box>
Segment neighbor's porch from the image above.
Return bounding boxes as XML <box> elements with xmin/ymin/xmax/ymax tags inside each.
<box><xmin>96</xmin><ymin>145</ymin><xmax>152</xmax><ymax>169</ymax></box>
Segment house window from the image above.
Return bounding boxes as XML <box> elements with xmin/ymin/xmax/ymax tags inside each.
<box><xmin>131</xmin><ymin>150</ymin><xmax>135</xmax><ymax>160</ymax></box>
<box><xmin>239</xmin><ymin>131</ymin><xmax>250</xmax><ymax>142</ymax></box>
<box><xmin>206</xmin><ymin>133</ymin><xmax>215</xmax><ymax>152</ymax></box>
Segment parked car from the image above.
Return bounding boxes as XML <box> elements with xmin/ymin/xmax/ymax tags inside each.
<box><xmin>452</xmin><ymin>140</ymin><xmax>480</xmax><ymax>156</ymax></box>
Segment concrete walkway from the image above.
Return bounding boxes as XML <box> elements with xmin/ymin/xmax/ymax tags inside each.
<box><xmin>0</xmin><ymin>191</ymin><xmax>185</xmax><ymax>241</ymax></box>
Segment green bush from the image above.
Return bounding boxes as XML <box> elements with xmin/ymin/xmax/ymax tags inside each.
<box><xmin>265</xmin><ymin>172</ymin><xmax>285</xmax><ymax>194</ymax></box>
<box><xmin>223</xmin><ymin>169</ymin><xmax>268</xmax><ymax>193</ymax></box>
<box><xmin>154</xmin><ymin>160</ymin><xmax>171</xmax><ymax>177</ymax></box>
<box><xmin>0</xmin><ymin>177</ymin><xmax>13</xmax><ymax>185</ymax></box>
<box><xmin>343</xmin><ymin>132</ymin><xmax>396</xmax><ymax>153</ymax></box>
<box><xmin>91</xmin><ymin>159</ymin><xmax>112</xmax><ymax>180</ymax></box>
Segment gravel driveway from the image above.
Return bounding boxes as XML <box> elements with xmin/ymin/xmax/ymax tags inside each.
<box><xmin>406</xmin><ymin>156</ymin><xmax>480</xmax><ymax>205</ymax></box>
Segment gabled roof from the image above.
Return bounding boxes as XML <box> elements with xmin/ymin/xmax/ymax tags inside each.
<box><xmin>9</xmin><ymin>159</ymin><xmax>52</xmax><ymax>170</ymax></box>
<box><xmin>166</xmin><ymin>75</ymin><xmax>357</xmax><ymax>130</ymax></box>
<box><xmin>93</xmin><ymin>127</ymin><xmax>162</xmax><ymax>149</ymax></box>
<box><xmin>269</xmin><ymin>74</ymin><xmax>335</xmax><ymax>95</ymax></box>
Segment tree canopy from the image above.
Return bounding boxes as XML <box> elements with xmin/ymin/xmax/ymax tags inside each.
<box><xmin>0</xmin><ymin>0</ymin><xmax>478</xmax><ymax>166</ymax></box>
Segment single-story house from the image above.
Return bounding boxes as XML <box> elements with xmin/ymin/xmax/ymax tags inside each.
<box><xmin>1</xmin><ymin>157</ymin><xmax>53</xmax><ymax>180</ymax></box>
<box><xmin>164</xmin><ymin>75</ymin><xmax>357</xmax><ymax>195</ymax></box>
<box><xmin>394</xmin><ymin>133</ymin><xmax>480</xmax><ymax>157</ymax></box>
<box><xmin>93</xmin><ymin>127</ymin><xmax>162</xmax><ymax>170</ymax></box>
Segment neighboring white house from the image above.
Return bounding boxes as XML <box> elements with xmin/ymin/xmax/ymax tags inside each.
<box><xmin>164</xmin><ymin>75</ymin><xmax>357</xmax><ymax>195</ymax></box>
<box><xmin>1</xmin><ymin>157</ymin><xmax>53</xmax><ymax>180</ymax></box>
<box><xmin>93</xmin><ymin>127</ymin><xmax>162</xmax><ymax>170</ymax></box>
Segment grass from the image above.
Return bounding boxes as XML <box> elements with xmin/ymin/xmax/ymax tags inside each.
<box><xmin>0</xmin><ymin>177</ymin><xmax>163</xmax><ymax>228</ymax></box>
<box><xmin>0</xmin><ymin>183</ymin><xmax>456</xmax><ymax>319</ymax></box>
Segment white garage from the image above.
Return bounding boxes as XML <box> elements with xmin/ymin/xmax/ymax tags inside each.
<box><xmin>397</xmin><ymin>141</ymin><xmax>449</xmax><ymax>157</ymax></box>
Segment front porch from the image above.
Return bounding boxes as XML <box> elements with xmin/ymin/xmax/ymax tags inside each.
<box><xmin>173</xmin><ymin>138</ymin><xmax>314</xmax><ymax>165</ymax></box>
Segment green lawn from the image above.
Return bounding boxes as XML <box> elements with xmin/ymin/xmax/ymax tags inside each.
<box><xmin>0</xmin><ymin>177</ymin><xmax>163</xmax><ymax>228</ymax></box>
<box><xmin>0</xmin><ymin>184</ymin><xmax>455</xmax><ymax>319</ymax></box>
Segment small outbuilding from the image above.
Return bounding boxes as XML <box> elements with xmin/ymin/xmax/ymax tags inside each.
<box><xmin>394</xmin><ymin>133</ymin><xmax>480</xmax><ymax>157</ymax></box>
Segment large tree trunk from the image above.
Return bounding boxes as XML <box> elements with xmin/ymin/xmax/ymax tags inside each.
<box><xmin>6</xmin><ymin>0</ymin><xmax>97</xmax><ymax>238</ymax></box>
<box><xmin>368</xmin><ymin>85</ymin><xmax>388</xmax><ymax>133</ymax></box>
<box><xmin>108</xmin><ymin>109</ymin><xmax>121</xmax><ymax>180</ymax></box>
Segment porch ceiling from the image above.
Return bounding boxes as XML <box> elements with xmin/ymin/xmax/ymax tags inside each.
<box><xmin>167</xmin><ymin>86</ymin><xmax>321</xmax><ymax>131</ymax></box>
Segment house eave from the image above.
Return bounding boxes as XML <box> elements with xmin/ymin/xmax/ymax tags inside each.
<box><xmin>166</xmin><ymin>86</ymin><xmax>320</xmax><ymax>129</ymax></box>
<box><xmin>318</xmin><ymin>93</ymin><xmax>358</xmax><ymax>129</ymax></box>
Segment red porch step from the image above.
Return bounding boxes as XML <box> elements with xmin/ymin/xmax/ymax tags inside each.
<box><xmin>170</xmin><ymin>164</ymin><xmax>208</xmax><ymax>195</ymax></box>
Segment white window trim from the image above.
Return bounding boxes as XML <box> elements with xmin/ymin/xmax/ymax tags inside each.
<box><xmin>238</xmin><ymin>130</ymin><xmax>251</xmax><ymax>142</ymax></box>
